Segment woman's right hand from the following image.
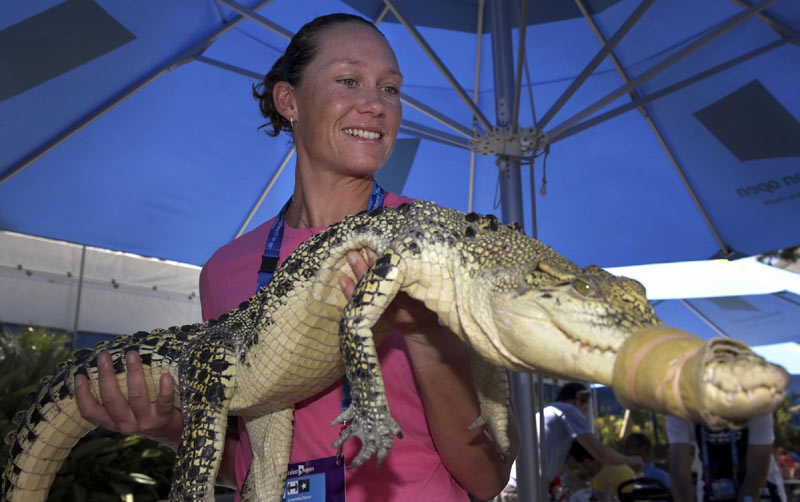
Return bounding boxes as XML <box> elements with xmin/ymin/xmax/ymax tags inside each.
<box><xmin>74</xmin><ymin>350</ymin><xmax>184</xmax><ymax>450</ymax></box>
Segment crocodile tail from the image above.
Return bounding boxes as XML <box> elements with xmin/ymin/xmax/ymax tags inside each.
<box><xmin>1</xmin><ymin>363</ymin><xmax>97</xmax><ymax>501</ymax></box>
<box><xmin>1</xmin><ymin>326</ymin><xmax>194</xmax><ymax>501</ymax></box>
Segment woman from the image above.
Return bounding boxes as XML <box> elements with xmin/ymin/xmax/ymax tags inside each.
<box><xmin>76</xmin><ymin>13</ymin><xmax>518</xmax><ymax>501</ymax></box>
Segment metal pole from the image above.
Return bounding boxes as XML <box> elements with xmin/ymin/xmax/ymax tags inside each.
<box><xmin>468</xmin><ymin>0</ymin><xmax>486</xmax><ymax>213</ymax></box>
<box><xmin>236</xmin><ymin>146</ymin><xmax>295</xmax><ymax>238</ymax></box>
<box><xmin>537</xmin><ymin>0</ymin><xmax>654</xmax><ymax>130</ymax></box>
<box><xmin>398</xmin><ymin>121</ymin><xmax>472</xmax><ymax>149</ymax></box>
<box><xmin>679</xmin><ymin>299</ymin><xmax>732</xmax><ymax>338</ymax></box>
<box><xmin>384</xmin><ymin>0</ymin><xmax>493</xmax><ymax>131</ymax></box>
<box><xmin>71</xmin><ymin>245</ymin><xmax>87</xmax><ymax>351</ymax></box>
<box><xmin>489</xmin><ymin>2</ymin><xmax>538</xmax><ymax>501</ymax></box>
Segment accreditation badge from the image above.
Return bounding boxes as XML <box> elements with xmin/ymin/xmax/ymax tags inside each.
<box><xmin>283</xmin><ymin>456</ymin><xmax>345</xmax><ymax>502</ymax></box>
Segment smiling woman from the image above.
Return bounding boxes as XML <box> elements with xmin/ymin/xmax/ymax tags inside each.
<box><xmin>75</xmin><ymin>12</ymin><xmax>517</xmax><ymax>502</ymax></box>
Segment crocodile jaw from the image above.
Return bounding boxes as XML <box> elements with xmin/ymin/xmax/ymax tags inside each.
<box><xmin>491</xmin><ymin>289</ymin><xmax>622</xmax><ymax>384</ymax></box>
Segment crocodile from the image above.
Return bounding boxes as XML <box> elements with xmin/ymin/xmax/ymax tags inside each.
<box><xmin>2</xmin><ymin>200</ymin><xmax>789</xmax><ymax>501</ymax></box>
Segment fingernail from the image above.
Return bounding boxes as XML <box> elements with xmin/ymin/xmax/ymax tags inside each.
<box><xmin>75</xmin><ymin>376</ymin><xmax>84</xmax><ymax>387</ymax></box>
<box><xmin>126</xmin><ymin>351</ymin><xmax>137</xmax><ymax>364</ymax></box>
<box><xmin>347</xmin><ymin>253</ymin><xmax>357</xmax><ymax>265</ymax></box>
<box><xmin>160</xmin><ymin>374</ymin><xmax>171</xmax><ymax>392</ymax></box>
<box><xmin>338</xmin><ymin>277</ymin><xmax>349</xmax><ymax>289</ymax></box>
<box><xmin>367</xmin><ymin>249</ymin><xmax>377</xmax><ymax>260</ymax></box>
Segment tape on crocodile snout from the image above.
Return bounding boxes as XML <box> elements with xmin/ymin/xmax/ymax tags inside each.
<box><xmin>624</xmin><ymin>331</ymin><xmax>696</xmax><ymax>410</ymax></box>
<box><xmin>612</xmin><ymin>326</ymin><xmax>711</xmax><ymax>424</ymax></box>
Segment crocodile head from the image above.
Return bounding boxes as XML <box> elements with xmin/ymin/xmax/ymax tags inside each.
<box><xmin>489</xmin><ymin>263</ymin><xmax>660</xmax><ymax>383</ymax></box>
<box><xmin>481</xmin><ymin>261</ymin><xmax>789</xmax><ymax>427</ymax></box>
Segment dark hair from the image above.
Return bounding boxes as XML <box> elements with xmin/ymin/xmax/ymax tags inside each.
<box><xmin>569</xmin><ymin>441</ymin><xmax>595</xmax><ymax>463</ymax></box>
<box><xmin>623</xmin><ymin>433</ymin><xmax>652</xmax><ymax>455</ymax></box>
<box><xmin>556</xmin><ymin>382</ymin><xmax>589</xmax><ymax>402</ymax></box>
<box><xmin>253</xmin><ymin>13</ymin><xmax>384</xmax><ymax>137</ymax></box>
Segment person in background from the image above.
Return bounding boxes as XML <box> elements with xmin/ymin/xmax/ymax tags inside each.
<box><xmin>568</xmin><ymin>441</ymin><xmax>636</xmax><ymax>501</ymax></box>
<box><xmin>667</xmin><ymin>413</ymin><xmax>781</xmax><ymax>502</ymax></box>
<box><xmin>623</xmin><ymin>433</ymin><xmax>670</xmax><ymax>489</ymax></box>
<box><xmin>502</xmin><ymin>383</ymin><xmax>643</xmax><ymax>500</ymax></box>
<box><xmin>75</xmin><ymin>12</ymin><xmax>518</xmax><ymax>501</ymax></box>
<box><xmin>652</xmin><ymin>442</ymin><xmax>670</xmax><ymax>474</ymax></box>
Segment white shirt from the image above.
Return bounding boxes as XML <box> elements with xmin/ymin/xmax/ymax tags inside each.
<box><xmin>666</xmin><ymin>414</ymin><xmax>775</xmax><ymax>501</ymax></box>
<box><xmin>510</xmin><ymin>401</ymin><xmax>592</xmax><ymax>488</ymax></box>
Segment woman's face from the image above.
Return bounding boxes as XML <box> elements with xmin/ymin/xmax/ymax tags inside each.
<box><xmin>290</xmin><ymin>23</ymin><xmax>403</xmax><ymax>178</ymax></box>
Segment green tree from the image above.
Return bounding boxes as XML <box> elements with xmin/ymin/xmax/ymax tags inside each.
<box><xmin>774</xmin><ymin>393</ymin><xmax>800</xmax><ymax>454</ymax></box>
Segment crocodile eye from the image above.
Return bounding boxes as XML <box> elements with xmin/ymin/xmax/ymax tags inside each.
<box><xmin>573</xmin><ymin>279</ymin><xmax>594</xmax><ymax>296</ymax></box>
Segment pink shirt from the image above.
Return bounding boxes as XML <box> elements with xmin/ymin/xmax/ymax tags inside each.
<box><xmin>199</xmin><ymin>193</ymin><xmax>468</xmax><ymax>501</ymax></box>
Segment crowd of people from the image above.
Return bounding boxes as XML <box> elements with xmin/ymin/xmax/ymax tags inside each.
<box><xmin>498</xmin><ymin>382</ymin><xmax>797</xmax><ymax>502</ymax></box>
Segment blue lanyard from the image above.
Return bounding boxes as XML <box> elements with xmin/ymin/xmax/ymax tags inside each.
<box><xmin>257</xmin><ymin>181</ymin><xmax>385</xmax><ymax>291</ymax></box>
<box><xmin>256</xmin><ymin>181</ymin><xmax>386</xmax><ymax>411</ymax></box>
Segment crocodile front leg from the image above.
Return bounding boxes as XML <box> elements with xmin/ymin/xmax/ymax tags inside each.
<box><xmin>332</xmin><ymin>249</ymin><xmax>404</xmax><ymax>468</ymax></box>
<box><xmin>170</xmin><ymin>332</ymin><xmax>237</xmax><ymax>501</ymax></box>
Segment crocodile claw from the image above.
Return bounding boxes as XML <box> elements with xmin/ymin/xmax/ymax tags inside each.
<box><xmin>331</xmin><ymin>404</ymin><xmax>403</xmax><ymax>468</ymax></box>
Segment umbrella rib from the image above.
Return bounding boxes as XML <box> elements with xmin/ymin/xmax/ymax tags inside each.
<box><xmin>537</xmin><ymin>0</ymin><xmax>654</xmax><ymax>131</ymax></box>
<box><xmin>511</xmin><ymin>0</ymin><xmax>530</xmax><ymax>133</ymax></box>
<box><xmin>550</xmin><ymin>39</ymin><xmax>787</xmax><ymax>143</ymax></box>
<box><xmin>236</xmin><ymin>146</ymin><xmax>295</xmax><ymax>239</ymax></box>
<box><xmin>383</xmin><ymin>0</ymin><xmax>493</xmax><ymax>131</ymax></box>
<box><xmin>193</xmin><ymin>55</ymin><xmax>264</xmax><ymax>80</ymax></box>
<box><xmin>729</xmin><ymin>0</ymin><xmax>800</xmax><ymax>44</ymax></box>
<box><xmin>399</xmin><ymin>121</ymin><xmax>471</xmax><ymax>150</ymax></box>
<box><xmin>572</xmin><ymin>0</ymin><xmax>766</xmax><ymax>261</ymax></box>
<box><xmin>680</xmin><ymin>299</ymin><xmax>732</xmax><ymax>339</ymax></box>
<box><xmin>214</xmin><ymin>0</ymin><xmax>293</xmax><ymax>40</ymax></box>
<box><xmin>772</xmin><ymin>292</ymin><xmax>800</xmax><ymax>310</ymax></box>
<box><xmin>399</xmin><ymin>93</ymin><xmax>474</xmax><ymax>137</ymax></box>
<box><xmin>545</xmin><ymin>0</ymin><xmax>780</xmax><ymax>141</ymax></box>
<box><xmin>373</xmin><ymin>5</ymin><xmax>390</xmax><ymax>25</ymax></box>
<box><xmin>469</xmin><ymin>0</ymin><xmax>486</xmax><ymax>213</ymax></box>
<box><xmin>0</xmin><ymin>0</ymin><xmax>275</xmax><ymax>186</ymax></box>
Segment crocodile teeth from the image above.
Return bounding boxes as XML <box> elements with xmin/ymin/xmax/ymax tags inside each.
<box><xmin>343</xmin><ymin>128</ymin><xmax>381</xmax><ymax>139</ymax></box>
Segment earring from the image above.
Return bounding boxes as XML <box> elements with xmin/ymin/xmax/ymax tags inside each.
<box><xmin>290</xmin><ymin>116</ymin><xmax>294</xmax><ymax>128</ymax></box>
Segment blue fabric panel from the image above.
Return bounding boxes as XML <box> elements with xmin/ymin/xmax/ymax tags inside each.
<box><xmin>693</xmin><ymin>80</ymin><xmax>800</xmax><ymax>161</ymax></box>
<box><xmin>0</xmin><ymin>0</ymin><xmax>136</xmax><ymax>101</ymax></box>
<box><xmin>0</xmin><ymin>0</ymin><xmax>223</xmax><ymax>181</ymax></box>
<box><xmin>375</xmin><ymin>138</ymin><xmax>420</xmax><ymax>195</ymax></box>
<box><xmin>0</xmin><ymin>29</ymin><xmax>283</xmax><ymax>265</ymax></box>
<box><xmin>654</xmin><ymin>292</ymin><xmax>800</xmax><ymax>347</ymax></box>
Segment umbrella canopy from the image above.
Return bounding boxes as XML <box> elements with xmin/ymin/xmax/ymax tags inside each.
<box><xmin>2</xmin><ymin>0</ymin><xmax>799</xmax><ymax>269</ymax></box>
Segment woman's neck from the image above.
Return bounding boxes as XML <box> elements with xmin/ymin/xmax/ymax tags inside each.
<box><xmin>288</xmin><ymin>168</ymin><xmax>375</xmax><ymax>229</ymax></box>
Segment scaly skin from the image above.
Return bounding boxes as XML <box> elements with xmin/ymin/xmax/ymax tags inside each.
<box><xmin>1</xmin><ymin>201</ymin><xmax>789</xmax><ymax>501</ymax></box>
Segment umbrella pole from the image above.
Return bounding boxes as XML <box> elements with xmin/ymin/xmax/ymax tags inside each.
<box><xmin>488</xmin><ymin>1</ymin><xmax>542</xmax><ymax>501</ymax></box>
<box><xmin>71</xmin><ymin>245</ymin><xmax>87</xmax><ymax>351</ymax></box>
